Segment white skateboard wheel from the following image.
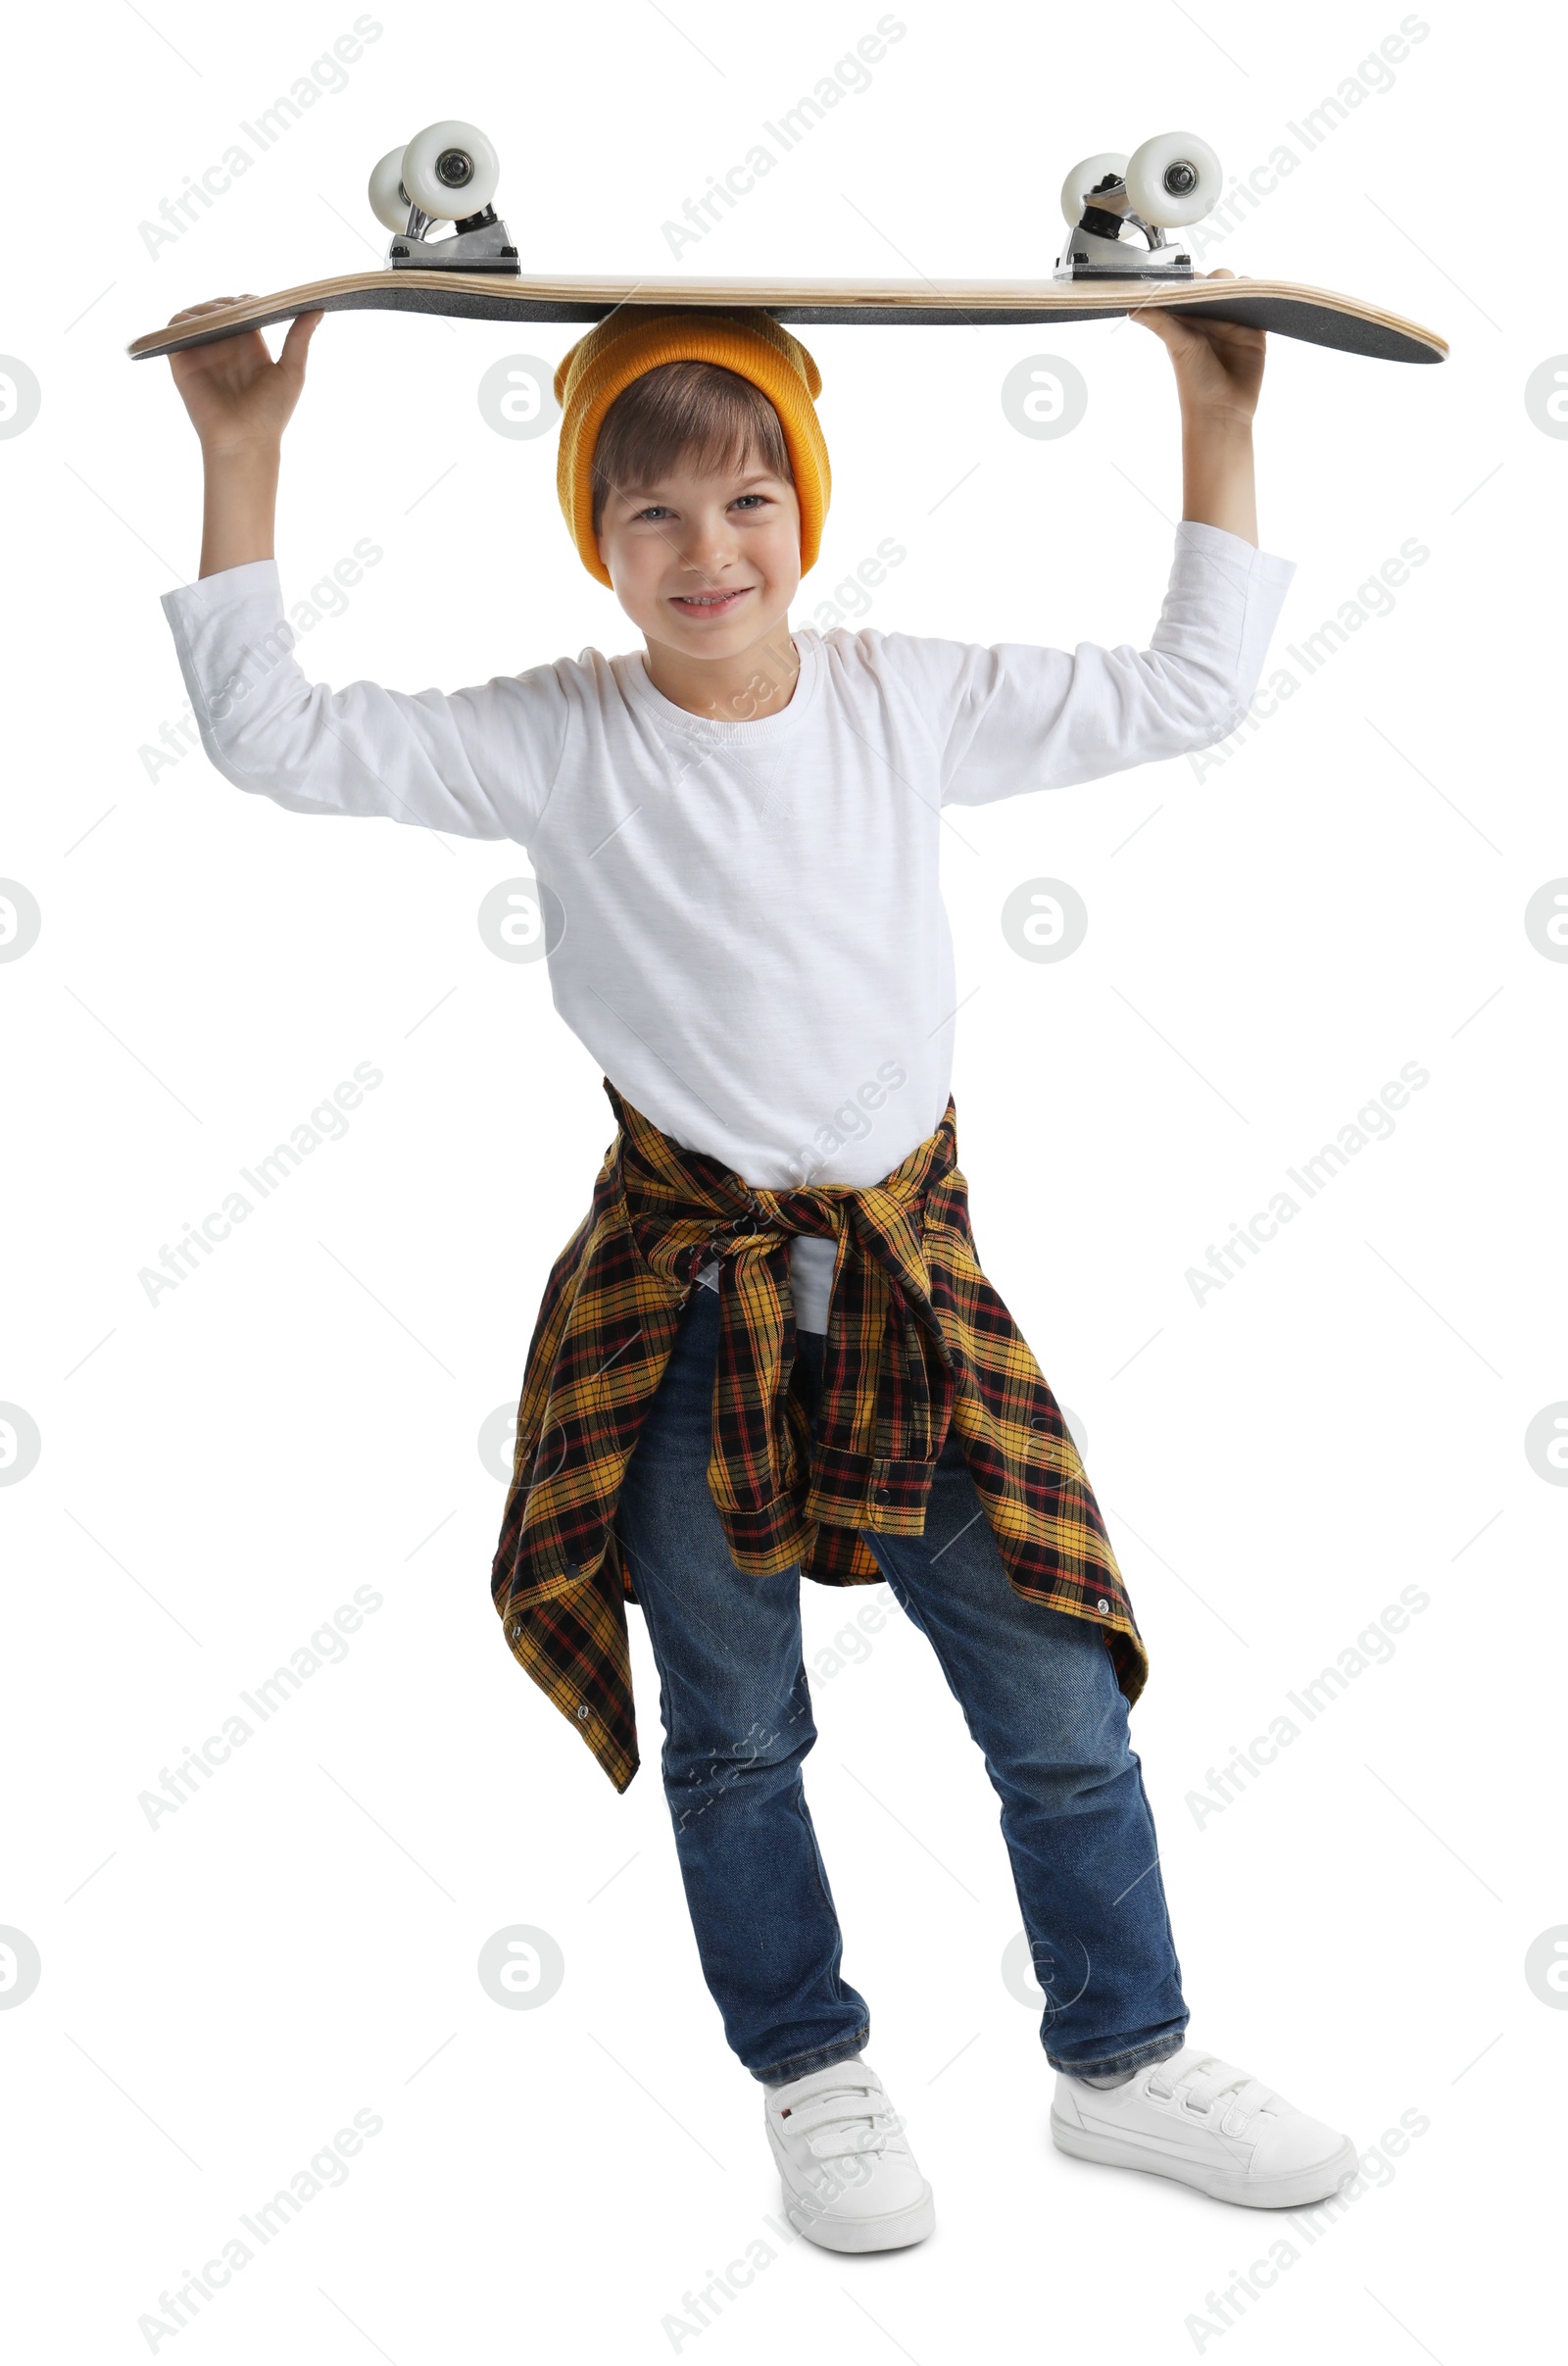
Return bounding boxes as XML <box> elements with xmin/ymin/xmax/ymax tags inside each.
<box><xmin>1059</xmin><ymin>151</ymin><xmax>1130</xmax><ymax>229</ymax></box>
<box><xmin>368</xmin><ymin>145</ymin><xmax>410</xmax><ymax>233</ymax></box>
<box><xmin>1125</xmin><ymin>132</ymin><xmax>1222</xmax><ymax>227</ymax></box>
<box><xmin>400</xmin><ymin>120</ymin><xmax>500</xmax><ymax>221</ymax></box>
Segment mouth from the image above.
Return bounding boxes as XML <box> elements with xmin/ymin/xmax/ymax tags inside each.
<box><xmin>669</xmin><ymin>587</ymin><xmax>753</xmax><ymax>616</ymax></box>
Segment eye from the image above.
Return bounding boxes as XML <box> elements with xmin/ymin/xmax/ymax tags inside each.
<box><xmin>632</xmin><ymin>504</ymin><xmax>671</xmax><ymax>522</ymax></box>
<box><xmin>732</xmin><ymin>493</ymin><xmax>770</xmax><ymax>511</ymax></box>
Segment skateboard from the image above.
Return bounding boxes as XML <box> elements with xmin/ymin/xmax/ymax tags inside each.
<box><xmin>126</xmin><ymin>121</ymin><xmax>1447</xmax><ymax>368</ymax></box>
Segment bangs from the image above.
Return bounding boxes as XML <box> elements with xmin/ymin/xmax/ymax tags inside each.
<box><xmin>590</xmin><ymin>361</ymin><xmax>792</xmax><ymax>533</ymax></box>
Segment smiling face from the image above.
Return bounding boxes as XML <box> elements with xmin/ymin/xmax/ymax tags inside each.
<box><xmin>594</xmin><ymin>456</ymin><xmax>803</xmax><ymax>667</ymax></box>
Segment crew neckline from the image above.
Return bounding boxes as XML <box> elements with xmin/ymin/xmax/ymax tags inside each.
<box><xmin>621</xmin><ymin>627</ymin><xmax>822</xmax><ymax>741</ymax></box>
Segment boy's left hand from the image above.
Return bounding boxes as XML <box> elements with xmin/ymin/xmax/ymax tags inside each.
<box><xmin>1131</xmin><ymin>268</ymin><xmax>1266</xmax><ymax>422</ymax></box>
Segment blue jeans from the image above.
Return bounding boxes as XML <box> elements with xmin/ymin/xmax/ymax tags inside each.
<box><xmin>614</xmin><ymin>1285</ymin><xmax>1189</xmax><ymax>2087</ymax></box>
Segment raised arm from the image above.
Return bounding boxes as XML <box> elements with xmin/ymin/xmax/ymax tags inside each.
<box><xmin>1132</xmin><ymin>266</ymin><xmax>1264</xmax><ymax>547</ymax></box>
<box><xmin>165</xmin><ymin>298</ymin><xmax>324</xmax><ymax>577</ymax></box>
<box><xmin>869</xmin><ymin>278</ymin><xmax>1286</xmax><ymax>806</ymax></box>
<box><xmin>157</xmin><ymin>304</ymin><xmax>565</xmax><ymax>845</ymax></box>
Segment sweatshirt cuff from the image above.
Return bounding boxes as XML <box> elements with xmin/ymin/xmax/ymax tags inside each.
<box><xmin>161</xmin><ymin>560</ymin><xmax>295</xmax><ymax>728</ymax></box>
<box><xmin>1165</xmin><ymin>519</ymin><xmax>1295</xmax><ymax>718</ymax></box>
<box><xmin>162</xmin><ymin>557</ymin><xmax>285</xmax><ymax>630</ymax></box>
<box><xmin>1171</xmin><ymin>518</ymin><xmax>1296</xmax><ymax>598</ymax></box>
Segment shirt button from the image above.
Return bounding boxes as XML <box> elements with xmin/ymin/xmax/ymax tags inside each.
<box><xmin>575</xmin><ymin>1703</ymin><xmax>591</xmax><ymax>1722</ymax></box>
<box><xmin>1097</xmin><ymin>1598</ymin><xmax>1110</xmax><ymax>1613</ymax></box>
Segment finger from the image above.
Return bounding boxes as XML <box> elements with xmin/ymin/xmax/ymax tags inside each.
<box><xmin>278</xmin><ymin>310</ymin><xmax>323</xmax><ymax>369</ymax></box>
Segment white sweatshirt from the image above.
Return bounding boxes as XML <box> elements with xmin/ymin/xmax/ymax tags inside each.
<box><xmin>162</xmin><ymin>520</ymin><xmax>1295</xmax><ymax>1331</ymax></box>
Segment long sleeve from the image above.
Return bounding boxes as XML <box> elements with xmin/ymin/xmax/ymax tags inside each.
<box><xmin>869</xmin><ymin>521</ymin><xmax>1295</xmax><ymax>806</ymax></box>
<box><xmin>160</xmin><ymin>560</ymin><xmax>570</xmax><ymax>847</ymax></box>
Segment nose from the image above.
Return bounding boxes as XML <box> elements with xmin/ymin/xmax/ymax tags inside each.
<box><xmin>676</xmin><ymin>513</ymin><xmax>739</xmax><ymax>579</ymax></box>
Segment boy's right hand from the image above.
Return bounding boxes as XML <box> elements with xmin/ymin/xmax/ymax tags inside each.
<box><xmin>165</xmin><ymin>301</ymin><xmax>322</xmax><ymax>456</ymax></box>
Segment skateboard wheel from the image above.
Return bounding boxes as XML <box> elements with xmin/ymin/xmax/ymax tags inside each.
<box><xmin>368</xmin><ymin>145</ymin><xmax>411</xmax><ymax>233</ymax></box>
<box><xmin>1124</xmin><ymin>131</ymin><xmax>1221</xmax><ymax>227</ymax></box>
<box><xmin>1059</xmin><ymin>151</ymin><xmax>1130</xmax><ymax>229</ymax></box>
<box><xmin>400</xmin><ymin>120</ymin><xmax>500</xmax><ymax>221</ymax></box>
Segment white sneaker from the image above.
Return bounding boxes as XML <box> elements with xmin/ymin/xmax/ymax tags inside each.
<box><xmin>764</xmin><ymin>2057</ymin><xmax>935</xmax><ymax>2252</ymax></box>
<box><xmin>1051</xmin><ymin>2043</ymin><xmax>1356</xmax><ymax>2209</ymax></box>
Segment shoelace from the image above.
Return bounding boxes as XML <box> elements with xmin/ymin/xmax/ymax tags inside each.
<box><xmin>1145</xmin><ymin>2051</ymin><xmax>1278</xmax><ymax>2132</ymax></box>
<box><xmin>777</xmin><ymin>2075</ymin><xmax>910</xmax><ymax>2162</ymax></box>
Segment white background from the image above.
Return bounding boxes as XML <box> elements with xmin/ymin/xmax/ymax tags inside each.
<box><xmin>2</xmin><ymin>1</ymin><xmax>1561</xmax><ymax>2358</ymax></box>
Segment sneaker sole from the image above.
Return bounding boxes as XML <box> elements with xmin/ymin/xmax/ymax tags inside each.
<box><xmin>778</xmin><ymin>2181</ymin><xmax>936</xmax><ymax>2252</ymax></box>
<box><xmin>1050</xmin><ymin>2113</ymin><xmax>1359</xmax><ymax>2210</ymax></box>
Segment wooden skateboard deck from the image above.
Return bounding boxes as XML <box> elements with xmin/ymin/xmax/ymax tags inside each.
<box><xmin>127</xmin><ymin>272</ymin><xmax>1447</xmax><ymax>367</ymax></box>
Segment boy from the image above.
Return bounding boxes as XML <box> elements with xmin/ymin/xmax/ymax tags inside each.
<box><xmin>160</xmin><ymin>282</ymin><xmax>1354</xmax><ymax>2254</ymax></box>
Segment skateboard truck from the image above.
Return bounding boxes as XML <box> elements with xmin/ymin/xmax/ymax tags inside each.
<box><xmin>1054</xmin><ymin>132</ymin><xmax>1221</xmax><ymax>281</ymax></box>
<box><xmin>385</xmin><ymin>208</ymin><xmax>518</xmax><ymax>271</ymax></box>
<box><xmin>368</xmin><ymin>119</ymin><xmax>519</xmax><ymax>274</ymax></box>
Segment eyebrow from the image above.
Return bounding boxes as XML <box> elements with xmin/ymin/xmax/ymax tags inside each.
<box><xmin>613</xmin><ymin>469</ymin><xmax>784</xmax><ymax>503</ymax></box>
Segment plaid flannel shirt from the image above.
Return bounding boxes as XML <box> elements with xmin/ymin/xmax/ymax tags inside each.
<box><xmin>491</xmin><ymin>1078</ymin><xmax>1147</xmax><ymax>1791</ymax></box>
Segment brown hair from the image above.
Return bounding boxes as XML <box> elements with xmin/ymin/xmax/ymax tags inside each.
<box><xmin>589</xmin><ymin>360</ymin><xmax>793</xmax><ymax>540</ymax></box>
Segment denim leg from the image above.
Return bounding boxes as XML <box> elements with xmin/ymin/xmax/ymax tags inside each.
<box><xmin>861</xmin><ymin>1426</ymin><xmax>1190</xmax><ymax>2079</ymax></box>
<box><xmin>614</xmin><ymin>1289</ymin><xmax>869</xmax><ymax>2086</ymax></box>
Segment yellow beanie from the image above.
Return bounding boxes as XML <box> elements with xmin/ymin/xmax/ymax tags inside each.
<box><xmin>554</xmin><ymin>308</ymin><xmax>830</xmax><ymax>589</ymax></box>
